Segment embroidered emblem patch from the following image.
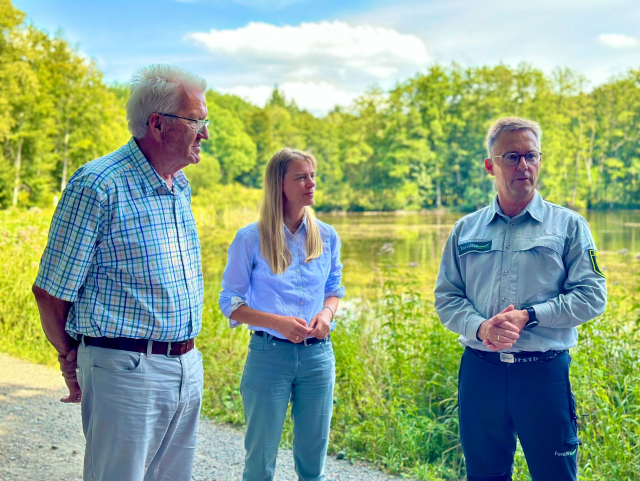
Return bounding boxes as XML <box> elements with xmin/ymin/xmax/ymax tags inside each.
<box><xmin>589</xmin><ymin>249</ymin><xmax>605</xmax><ymax>278</ymax></box>
<box><xmin>458</xmin><ymin>240</ymin><xmax>492</xmax><ymax>256</ymax></box>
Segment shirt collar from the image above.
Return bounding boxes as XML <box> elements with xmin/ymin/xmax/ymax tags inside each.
<box><xmin>524</xmin><ymin>191</ymin><xmax>544</xmax><ymax>223</ymax></box>
<box><xmin>284</xmin><ymin>213</ymin><xmax>308</xmax><ymax>236</ymax></box>
<box><xmin>485</xmin><ymin>195</ymin><xmax>502</xmax><ymax>225</ymax></box>
<box><xmin>485</xmin><ymin>190</ymin><xmax>544</xmax><ymax>225</ymax></box>
<box><xmin>127</xmin><ymin>137</ymin><xmax>189</xmax><ymax>195</ymax></box>
<box><xmin>172</xmin><ymin>170</ymin><xmax>189</xmax><ymax>194</ymax></box>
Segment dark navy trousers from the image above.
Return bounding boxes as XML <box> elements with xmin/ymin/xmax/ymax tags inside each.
<box><xmin>458</xmin><ymin>347</ymin><xmax>580</xmax><ymax>481</ymax></box>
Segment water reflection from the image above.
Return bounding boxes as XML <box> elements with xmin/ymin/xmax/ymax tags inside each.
<box><xmin>585</xmin><ymin>210</ymin><xmax>640</xmax><ymax>254</ymax></box>
<box><xmin>319</xmin><ymin>210</ymin><xmax>640</xmax><ymax>280</ymax></box>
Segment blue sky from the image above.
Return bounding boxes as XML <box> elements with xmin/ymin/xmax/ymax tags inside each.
<box><xmin>13</xmin><ymin>0</ymin><xmax>640</xmax><ymax>115</ymax></box>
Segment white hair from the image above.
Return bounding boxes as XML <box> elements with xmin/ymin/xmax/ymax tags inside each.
<box><xmin>126</xmin><ymin>64</ymin><xmax>207</xmax><ymax>139</ymax></box>
<box><xmin>486</xmin><ymin>117</ymin><xmax>542</xmax><ymax>156</ymax></box>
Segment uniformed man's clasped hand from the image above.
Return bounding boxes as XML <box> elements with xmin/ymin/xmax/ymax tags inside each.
<box><xmin>477</xmin><ymin>304</ymin><xmax>530</xmax><ymax>351</ymax></box>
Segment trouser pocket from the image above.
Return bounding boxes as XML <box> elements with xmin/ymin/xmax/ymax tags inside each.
<box><xmin>76</xmin><ymin>367</ymin><xmax>84</xmax><ymax>390</ymax></box>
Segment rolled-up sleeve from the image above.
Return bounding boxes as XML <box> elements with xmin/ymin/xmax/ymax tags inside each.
<box><xmin>34</xmin><ymin>184</ymin><xmax>104</xmax><ymax>302</ymax></box>
<box><xmin>219</xmin><ymin>228</ymin><xmax>254</xmax><ymax>327</ymax></box>
<box><xmin>324</xmin><ymin>227</ymin><xmax>346</xmax><ymax>299</ymax></box>
<box><xmin>533</xmin><ymin>218</ymin><xmax>607</xmax><ymax>329</ymax></box>
<box><xmin>434</xmin><ymin>226</ymin><xmax>486</xmax><ymax>340</ymax></box>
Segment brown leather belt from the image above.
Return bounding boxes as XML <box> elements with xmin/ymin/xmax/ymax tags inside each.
<box><xmin>83</xmin><ymin>336</ymin><xmax>195</xmax><ymax>356</ymax></box>
<box><xmin>252</xmin><ymin>331</ymin><xmax>330</xmax><ymax>346</ymax></box>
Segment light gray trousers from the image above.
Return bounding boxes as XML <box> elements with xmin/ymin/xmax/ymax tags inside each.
<box><xmin>77</xmin><ymin>340</ymin><xmax>203</xmax><ymax>481</ymax></box>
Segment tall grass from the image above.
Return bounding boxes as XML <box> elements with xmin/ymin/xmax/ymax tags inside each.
<box><xmin>0</xmin><ymin>208</ymin><xmax>56</xmax><ymax>365</ymax></box>
<box><xmin>1</xmin><ymin>203</ymin><xmax>639</xmax><ymax>480</ymax></box>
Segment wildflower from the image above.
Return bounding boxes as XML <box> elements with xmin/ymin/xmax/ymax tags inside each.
<box><xmin>378</xmin><ymin>243</ymin><xmax>394</xmax><ymax>255</ymax></box>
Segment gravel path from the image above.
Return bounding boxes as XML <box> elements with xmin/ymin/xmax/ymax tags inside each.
<box><xmin>0</xmin><ymin>353</ymin><xmax>406</xmax><ymax>481</ymax></box>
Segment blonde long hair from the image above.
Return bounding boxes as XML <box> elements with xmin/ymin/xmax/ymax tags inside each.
<box><xmin>259</xmin><ymin>148</ymin><xmax>323</xmax><ymax>274</ymax></box>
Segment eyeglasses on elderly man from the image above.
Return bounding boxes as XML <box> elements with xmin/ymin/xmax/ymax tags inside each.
<box><xmin>155</xmin><ymin>112</ymin><xmax>209</xmax><ymax>134</ymax></box>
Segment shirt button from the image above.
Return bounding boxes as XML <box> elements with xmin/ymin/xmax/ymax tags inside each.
<box><xmin>503</xmin><ymin>270</ymin><xmax>508</xmax><ymax>274</ymax></box>
<box><xmin>505</xmin><ymin>245</ymin><xmax>510</xmax><ymax>250</ymax></box>
<box><xmin>301</xmin><ymin>301</ymin><xmax>304</xmax><ymax>305</ymax></box>
<box><xmin>502</xmin><ymin>297</ymin><xmax>506</xmax><ymax>302</ymax></box>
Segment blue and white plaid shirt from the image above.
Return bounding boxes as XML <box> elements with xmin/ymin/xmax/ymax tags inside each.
<box><xmin>35</xmin><ymin>138</ymin><xmax>203</xmax><ymax>341</ymax></box>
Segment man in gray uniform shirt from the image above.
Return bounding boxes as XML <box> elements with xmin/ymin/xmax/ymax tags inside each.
<box><xmin>434</xmin><ymin>117</ymin><xmax>607</xmax><ymax>481</ymax></box>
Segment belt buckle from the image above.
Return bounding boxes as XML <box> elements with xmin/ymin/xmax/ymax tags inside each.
<box><xmin>500</xmin><ymin>353</ymin><xmax>515</xmax><ymax>363</ymax></box>
<box><xmin>303</xmin><ymin>338</ymin><xmax>309</xmax><ymax>346</ymax></box>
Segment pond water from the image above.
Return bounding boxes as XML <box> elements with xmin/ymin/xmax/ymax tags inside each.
<box><xmin>318</xmin><ymin>209</ymin><xmax>640</xmax><ymax>294</ymax></box>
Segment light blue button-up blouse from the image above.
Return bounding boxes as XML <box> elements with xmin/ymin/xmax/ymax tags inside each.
<box><xmin>219</xmin><ymin>216</ymin><xmax>346</xmax><ymax>339</ymax></box>
<box><xmin>434</xmin><ymin>191</ymin><xmax>607</xmax><ymax>352</ymax></box>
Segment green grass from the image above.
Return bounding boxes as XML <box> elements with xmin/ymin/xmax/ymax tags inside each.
<box><xmin>1</xmin><ymin>204</ymin><xmax>639</xmax><ymax>480</ymax></box>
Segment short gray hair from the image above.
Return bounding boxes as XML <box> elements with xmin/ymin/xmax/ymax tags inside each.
<box><xmin>486</xmin><ymin>117</ymin><xmax>542</xmax><ymax>156</ymax></box>
<box><xmin>126</xmin><ymin>64</ymin><xmax>207</xmax><ymax>139</ymax></box>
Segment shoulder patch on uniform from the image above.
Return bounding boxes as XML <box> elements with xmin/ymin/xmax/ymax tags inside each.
<box><xmin>589</xmin><ymin>249</ymin><xmax>605</xmax><ymax>278</ymax></box>
<box><xmin>459</xmin><ymin>240</ymin><xmax>492</xmax><ymax>256</ymax></box>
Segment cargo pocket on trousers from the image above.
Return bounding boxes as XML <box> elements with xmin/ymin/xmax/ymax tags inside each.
<box><xmin>563</xmin><ymin>356</ymin><xmax>581</xmax><ymax>454</ymax></box>
<box><xmin>568</xmin><ymin>391</ymin><xmax>581</xmax><ymax>443</ymax></box>
<box><xmin>559</xmin><ymin>391</ymin><xmax>580</xmax><ymax>460</ymax></box>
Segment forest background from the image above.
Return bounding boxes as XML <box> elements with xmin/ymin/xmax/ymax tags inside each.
<box><xmin>1</xmin><ymin>0</ymin><xmax>640</xmax><ymax>211</ymax></box>
<box><xmin>1</xmin><ymin>0</ymin><xmax>640</xmax><ymax>479</ymax></box>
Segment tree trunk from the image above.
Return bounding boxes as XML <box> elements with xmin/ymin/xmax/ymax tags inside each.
<box><xmin>436</xmin><ymin>180</ymin><xmax>442</xmax><ymax>208</ymax></box>
<box><xmin>584</xmin><ymin>122</ymin><xmax>595</xmax><ymax>209</ymax></box>
<box><xmin>12</xmin><ymin>137</ymin><xmax>23</xmax><ymax>207</ymax></box>
<box><xmin>61</xmin><ymin>119</ymin><xmax>70</xmax><ymax>192</ymax></box>
<box><xmin>570</xmin><ymin>121</ymin><xmax>583</xmax><ymax>208</ymax></box>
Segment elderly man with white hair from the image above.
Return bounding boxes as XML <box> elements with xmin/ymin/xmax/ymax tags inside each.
<box><xmin>32</xmin><ymin>64</ymin><xmax>209</xmax><ymax>481</ymax></box>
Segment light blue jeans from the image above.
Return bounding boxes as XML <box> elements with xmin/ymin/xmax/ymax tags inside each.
<box><xmin>241</xmin><ymin>332</ymin><xmax>336</xmax><ymax>481</ymax></box>
<box><xmin>77</xmin><ymin>339</ymin><xmax>203</xmax><ymax>481</ymax></box>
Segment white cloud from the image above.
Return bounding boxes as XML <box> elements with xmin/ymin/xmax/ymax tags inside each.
<box><xmin>599</xmin><ymin>33</ymin><xmax>639</xmax><ymax>48</ymax></box>
<box><xmin>186</xmin><ymin>21</ymin><xmax>430</xmax><ymax>80</ymax></box>
<box><xmin>221</xmin><ymin>81</ymin><xmax>360</xmax><ymax>115</ymax></box>
<box><xmin>186</xmin><ymin>20</ymin><xmax>430</xmax><ymax>115</ymax></box>
<box><xmin>347</xmin><ymin>0</ymin><xmax>640</xmax><ymax>86</ymax></box>
<box><xmin>220</xmin><ymin>85</ymin><xmax>274</xmax><ymax>107</ymax></box>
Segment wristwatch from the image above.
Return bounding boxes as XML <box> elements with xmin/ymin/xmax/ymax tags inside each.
<box><xmin>524</xmin><ymin>306</ymin><xmax>538</xmax><ymax>330</ymax></box>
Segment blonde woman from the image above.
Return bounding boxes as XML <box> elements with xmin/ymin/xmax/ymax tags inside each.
<box><xmin>219</xmin><ymin>148</ymin><xmax>345</xmax><ymax>481</ymax></box>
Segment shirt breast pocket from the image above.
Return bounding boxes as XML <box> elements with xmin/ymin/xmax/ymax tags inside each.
<box><xmin>513</xmin><ymin>236</ymin><xmax>566</xmax><ymax>303</ymax></box>
<box><xmin>321</xmin><ymin>240</ymin><xmax>331</xmax><ymax>267</ymax></box>
<box><xmin>302</xmin><ymin>242</ymin><xmax>331</xmax><ymax>300</ymax></box>
<box><xmin>458</xmin><ymin>237</ymin><xmax>504</xmax><ymax>305</ymax></box>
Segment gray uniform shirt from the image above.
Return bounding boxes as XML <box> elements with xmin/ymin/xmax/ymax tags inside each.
<box><xmin>434</xmin><ymin>191</ymin><xmax>607</xmax><ymax>352</ymax></box>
